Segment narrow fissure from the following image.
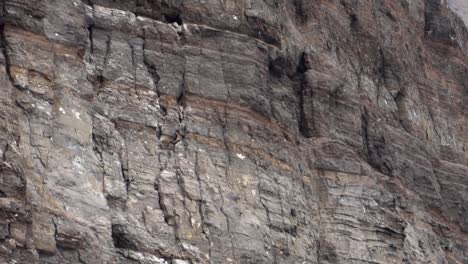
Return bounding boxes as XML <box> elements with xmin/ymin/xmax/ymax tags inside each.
<box><xmin>217</xmin><ymin>184</ymin><xmax>236</xmax><ymax>262</ymax></box>
<box><xmin>361</xmin><ymin>107</ymin><xmax>372</xmax><ymax>162</ymax></box>
<box><xmin>294</xmin><ymin>52</ymin><xmax>315</xmax><ymax>138</ymax></box>
<box><xmin>194</xmin><ymin>152</ymin><xmax>212</xmax><ymax>262</ymax></box>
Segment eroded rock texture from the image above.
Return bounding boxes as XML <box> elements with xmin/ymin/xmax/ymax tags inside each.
<box><xmin>0</xmin><ymin>0</ymin><xmax>467</xmax><ymax>263</ymax></box>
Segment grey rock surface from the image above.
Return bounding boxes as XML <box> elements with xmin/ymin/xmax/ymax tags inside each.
<box><xmin>449</xmin><ymin>0</ymin><xmax>468</xmax><ymax>26</ymax></box>
<box><xmin>0</xmin><ymin>0</ymin><xmax>467</xmax><ymax>263</ymax></box>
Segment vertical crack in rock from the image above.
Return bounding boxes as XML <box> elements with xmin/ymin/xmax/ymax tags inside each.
<box><xmin>176</xmin><ymin>63</ymin><xmax>188</xmax><ymax>144</ymax></box>
<box><xmin>177</xmin><ymin>68</ymin><xmax>187</xmax><ymax>107</ymax></box>
<box><xmin>293</xmin><ymin>0</ymin><xmax>308</xmax><ymax>24</ymax></box>
<box><xmin>294</xmin><ymin>52</ymin><xmax>315</xmax><ymax>138</ymax></box>
<box><xmin>174</xmin><ymin>169</ymin><xmax>189</xmax><ymax>253</ymax></box>
<box><xmin>95</xmin><ymin>32</ymin><xmax>112</xmax><ymax>95</ymax></box>
<box><xmin>142</xmin><ymin>28</ymin><xmax>161</xmax><ymax>96</ymax></box>
<box><xmin>87</xmin><ymin>3</ymin><xmax>95</xmax><ymax>60</ymax></box>
<box><xmin>315</xmin><ymin>170</ymin><xmax>338</xmax><ymax>264</ymax></box>
<box><xmin>175</xmin><ymin>167</ymin><xmax>191</xmax><ymax>224</ymax></box>
<box><xmin>350</xmin><ymin>14</ymin><xmax>359</xmax><ymax>31</ymax></box>
<box><xmin>88</xmin><ymin>22</ymin><xmax>94</xmax><ymax>58</ymax></box>
<box><xmin>217</xmin><ymin>183</ymin><xmax>236</xmax><ymax>262</ymax></box>
<box><xmin>215</xmin><ymin>57</ymin><xmax>236</xmax><ymax>262</ymax></box>
<box><xmin>276</xmin><ymin>185</ymin><xmax>291</xmax><ymax>257</ymax></box>
<box><xmin>52</xmin><ymin>217</ymin><xmax>58</xmax><ymax>242</ymax></box>
<box><xmin>154</xmin><ymin>174</ymin><xmax>175</xmax><ymax>228</ymax></box>
<box><xmin>120</xmin><ymin>156</ymin><xmax>130</xmax><ymax>194</ymax></box>
<box><xmin>103</xmin><ymin>33</ymin><xmax>112</xmax><ymax>68</ymax></box>
<box><xmin>376</xmin><ymin>47</ymin><xmax>387</xmax><ymax>104</ymax></box>
<box><xmin>219</xmin><ymin>58</ymin><xmax>231</xmax><ymax>166</ymax></box>
<box><xmin>255</xmin><ymin>163</ymin><xmax>278</xmax><ymax>264</ymax></box>
<box><xmin>91</xmin><ymin>129</ymin><xmax>105</xmax><ymax>189</ymax></box>
<box><xmin>361</xmin><ymin>107</ymin><xmax>372</xmax><ymax>162</ymax></box>
<box><xmin>129</xmin><ymin>42</ymin><xmax>138</xmax><ymax>95</ymax></box>
<box><xmin>194</xmin><ymin>151</ymin><xmax>212</xmax><ymax>261</ymax></box>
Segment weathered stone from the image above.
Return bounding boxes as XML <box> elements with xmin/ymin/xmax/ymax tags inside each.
<box><xmin>9</xmin><ymin>222</ymin><xmax>27</xmax><ymax>247</ymax></box>
<box><xmin>0</xmin><ymin>0</ymin><xmax>467</xmax><ymax>263</ymax></box>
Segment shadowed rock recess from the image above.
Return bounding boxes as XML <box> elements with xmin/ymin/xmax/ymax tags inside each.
<box><xmin>0</xmin><ymin>0</ymin><xmax>467</xmax><ymax>263</ymax></box>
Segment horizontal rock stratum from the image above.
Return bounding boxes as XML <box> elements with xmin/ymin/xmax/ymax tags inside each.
<box><xmin>0</xmin><ymin>0</ymin><xmax>467</xmax><ymax>263</ymax></box>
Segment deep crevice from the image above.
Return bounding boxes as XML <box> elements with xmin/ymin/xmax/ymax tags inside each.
<box><xmin>293</xmin><ymin>0</ymin><xmax>308</xmax><ymax>24</ymax></box>
<box><xmin>111</xmin><ymin>224</ymin><xmax>136</xmax><ymax>250</ymax></box>
<box><xmin>120</xmin><ymin>160</ymin><xmax>131</xmax><ymax>193</ymax></box>
<box><xmin>294</xmin><ymin>52</ymin><xmax>315</xmax><ymax>138</ymax></box>
<box><xmin>163</xmin><ymin>13</ymin><xmax>183</xmax><ymax>25</ymax></box>
<box><xmin>350</xmin><ymin>14</ymin><xmax>359</xmax><ymax>31</ymax></box>
<box><xmin>176</xmin><ymin>70</ymin><xmax>186</xmax><ymax>106</ymax></box>
<box><xmin>361</xmin><ymin>107</ymin><xmax>372</xmax><ymax>162</ymax></box>
<box><xmin>87</xmin><ymin>3</ymin><xmax>95</xmax><ymax>60</ymax></box>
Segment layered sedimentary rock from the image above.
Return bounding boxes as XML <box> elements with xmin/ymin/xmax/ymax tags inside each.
<box><xmin>0</xmin><ymin>0</ymin><xmax>467</xmax><ymax>263</ymax></box>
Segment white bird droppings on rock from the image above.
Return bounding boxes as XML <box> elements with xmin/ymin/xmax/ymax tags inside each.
<box><xmin>236</xmin><ymin>153</ymin><xmax>246</xmax><ymax>160</ymax></box>
<box><xmin>71</xmin><ymin>109</ymin><xmax>81</xmax><ymax>119</ymax></box>
<box><xmin>59</xmin><ymin>107</ymin><xmax>66</xmax><ymax>114</ymax></box>
<box><xmin>172</xmin><ymin>260</ymin><xmax>189</xmax><ymax>264</ymax></box>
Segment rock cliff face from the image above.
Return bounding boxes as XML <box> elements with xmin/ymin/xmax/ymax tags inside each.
<box><xmin>0</xmin><ymin>0</ymin><xmax>467</xmax><ymax>263</ymax></box>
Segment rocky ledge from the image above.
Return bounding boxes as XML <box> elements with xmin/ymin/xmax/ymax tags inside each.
<box><xmin>0</xmin><ymin>0</ymin><xmax>467</xmax><ymax>263</ymax></box>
